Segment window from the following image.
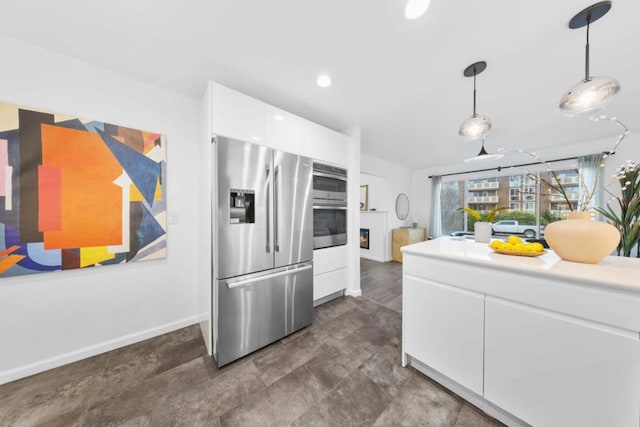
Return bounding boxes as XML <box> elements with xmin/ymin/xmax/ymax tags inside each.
<box><xmin>439</xmin><ymin>169</ymin><xmax>579</xmax><ymax>237</ymax></box>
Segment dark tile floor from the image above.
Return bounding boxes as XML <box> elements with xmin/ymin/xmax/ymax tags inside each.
<box><xmin>0</xmin><ymin>260</ymin><xmax>503</xmax><ymax>426</ymax></box>
<box><xmin>360</xmin><ymin>258</ymin><xmax>403</xmax><ymax>313</ymax></box>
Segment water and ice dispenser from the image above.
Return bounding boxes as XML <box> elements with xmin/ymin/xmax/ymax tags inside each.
<box><xmin>229</xmin><ymin>189</ymin><xmax>254</xmax><ymax>224</ymax></box>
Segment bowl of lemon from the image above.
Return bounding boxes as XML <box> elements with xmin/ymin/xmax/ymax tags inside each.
<box><xmin>489</xmin><ymin>235</ymin><xmax>546</xmax><ymax>257</ymax></box>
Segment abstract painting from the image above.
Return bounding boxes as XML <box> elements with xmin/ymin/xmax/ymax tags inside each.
<box><xmin>0</xmin><ymin>101</ymin><xmax>166</xmax><ymax>277</ymax></box>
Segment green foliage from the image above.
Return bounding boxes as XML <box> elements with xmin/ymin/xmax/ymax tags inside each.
<box><xmin>540</xmin><ymin>210</ymin><xmax>562</xmax><ymax>225</ymax></box>
<box><xmin>596</xmin><ymin>164</ymin><xmax>640</xmax><ymax>257</ymax></box>
<box><xmin>459</xmin><ymin>206</ymin><xmax>506</xmax><ymax>223</ymax></box>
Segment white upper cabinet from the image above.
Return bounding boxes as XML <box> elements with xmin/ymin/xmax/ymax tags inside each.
<box><xmin>208</xmin><ymin>81</ymin><xmax>350</xmax><ymax>166</ymax></box>
<box><xmin>210</xmin><ymin>82</ymin><xmax>265</xmax><ymax>143</ymax></box>
<box><xmin>264</xmin><ymin>105</ymin><xmax>304</xmax><ymax>153</ymax></box>
<box><xmin>303</xmin><ymin>120</ymin><xmax>349</xmax><ymax>166</ymax></box>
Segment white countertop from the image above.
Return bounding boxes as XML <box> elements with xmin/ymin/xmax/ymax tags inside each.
<box><xmin>402</xmin><ymin>237</ymin><xmax>640</xmax><ymax>294</ymax></box>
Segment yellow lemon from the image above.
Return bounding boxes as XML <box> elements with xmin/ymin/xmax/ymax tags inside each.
<box><xmin>490</xmin><ymin>240</ymin><xmax>502</xmax><ymax>249</ymax></box>
<box><xmin>529</xmin><ymin>242</ymin><xmax>544</xmax><ymax>252</ymax></box>
<box><xmin>507</xmin><ymin>235</ymin><xmax>522</xmax><ymax>245</ymax></box>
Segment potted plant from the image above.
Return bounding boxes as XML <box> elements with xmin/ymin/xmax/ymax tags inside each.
<box><xmin>459</xmin><ymin>206</ymin><xmax>506</xmax><ymax>243</ymax></box>
<box><xmin>597</xmin><ymin>162</ymin><xmax>640</xmax><ymax>257</ymax></box>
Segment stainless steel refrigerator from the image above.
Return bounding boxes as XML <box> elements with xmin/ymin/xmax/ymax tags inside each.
<box><xmin>213</xmin><ymin>136</ymin><xmax>313</xmax><ymax>366</ymax></box>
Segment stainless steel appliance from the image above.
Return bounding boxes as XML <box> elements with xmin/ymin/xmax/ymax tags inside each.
<box><xmin>312</xmin><ymin>162</ymin><xmax>347</xmax><ymax>249</ymax></box>
<box><xmin>214</xmin><ymin>137</ymin><xmax>313</xmax><ymax>366</ymax></box>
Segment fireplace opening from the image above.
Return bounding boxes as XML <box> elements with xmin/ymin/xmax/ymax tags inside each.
<box><xmin>360</xmin><ymin>228</ymin><xmax>370</xmax><ymax>249</ymax></box>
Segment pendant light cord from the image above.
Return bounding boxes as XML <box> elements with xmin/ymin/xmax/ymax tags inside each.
<box><xmin>585</xmin><ymin>17</ymin><xmax>591</xmax><ymax>81</ymax></box>
<box><xmin>472</xmin><ymin>71</ymin><xmax>477</xmax><ymax>116</ymax></box>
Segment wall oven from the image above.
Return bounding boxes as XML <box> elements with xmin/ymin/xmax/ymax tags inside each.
<box><xmin>313</xmin><ymin>162</ymin><xmax>348</xmax><ymax>249</ymax></box>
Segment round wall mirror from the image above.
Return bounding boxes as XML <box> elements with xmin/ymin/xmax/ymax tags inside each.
<box><xmin>395</xmin><ymin>193</ymin><xmax>410</xmax><ymax>220</ymax></box>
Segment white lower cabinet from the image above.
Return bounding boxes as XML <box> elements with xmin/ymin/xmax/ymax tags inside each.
<box><xmin>484</xmin><ymin>297</ymin><xmax>640</xmax><ymax>427</ymax></box>
<box><xmin>313</xmin><ymin>267</ymin><xmax>347</xmax><ymax>301</ymax></box>
<box><xmin>404</xmin><ymin>276</ymin><xmax>484</xmax><ymax>395</ymax></box>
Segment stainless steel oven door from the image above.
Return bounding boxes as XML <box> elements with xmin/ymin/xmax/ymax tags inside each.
<box><xmin>313</xmin><ymin>205</ymin><xmax>347</xmax><ymax>249</ymax></box>
<box><xmin>312</xmin><ymin>171</ymin><xmax>347</xmax><ymax>202</ymax></box>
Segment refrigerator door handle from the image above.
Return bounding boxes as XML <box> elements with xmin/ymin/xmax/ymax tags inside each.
<box><xmin>265</xmin><ymin>166</ymin><xmax>271</xmax><ymax>253</ymax></box>
<box><xmin>226</xmin><ymin>264</ymin><xmax>312</xmax><ymax>289</ymax></box>
<box><xmin>274</xmin><ymin>165</ymin><xmax>280</xmax><ymax>252</ymax></box>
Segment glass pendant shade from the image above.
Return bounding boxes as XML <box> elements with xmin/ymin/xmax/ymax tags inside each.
<box><xmin>560</xmin><ymin>2</ymin><xmax>619</xmax><ymax>117</ymax></box>
<box><xmin>559</xmin><ymin>75</ymin><xmax>620</xmax><ymax>117</ymax></box>
<box><xmin>458</xmin><ymin>114</ymin><xmax>492</xmax><ymax>139</ymax></box>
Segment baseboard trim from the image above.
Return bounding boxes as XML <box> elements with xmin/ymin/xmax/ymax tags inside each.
<box><xmin>407</xmin><ymin>355</ymin><xmax>528</xmax><ymax>427</ymax></box>
<box><xmin>313</xmin><ymin>289</ymin><xmax>345</xmax><ymax>307</ymax></box>
<box><xmin>0</xmin><ymin>314</ymin><xmax>205</xmax><ymax>385</ymax></box>
<box><xmin>345</xmin><ymin>288</ymin><xmax>362</xmax><ymax>298</ymax></box>
<box><xmin>359</xmin><ymin>254</ymin><xmax>387</xmax><ymax>263</ymax></box>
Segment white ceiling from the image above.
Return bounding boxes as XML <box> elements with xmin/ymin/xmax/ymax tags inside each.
<box><xmin>0</xmin><ymin>0</ymin><xmax>638</xmax><ymax>169</ymax></box>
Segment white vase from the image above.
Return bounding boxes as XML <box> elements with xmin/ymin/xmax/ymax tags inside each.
<box><xmin>544</xmin><ymin>211</ymin><xmax>620</xmax><ymax>264</ymax></box>
<box><xmin>474</xmin><ymin>222</ymin><xmax>492</xmax><ymax>243</ymax></box>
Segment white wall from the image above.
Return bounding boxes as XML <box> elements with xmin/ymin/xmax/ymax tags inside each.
<box><xmin>411</xmin><ymin>130</ymin><xmax>640</xmax><ymax>235</ymax></box>
<box><xmin>360</xmin><ymin>212</ymin><xmax>388</xmax><ymax>262</ymax></box>
<box><xmin>0</xmin><ymin>36</ymin><xmax>203</xmax><ymax>384</ymax></box>
<box><xmin>360</xmin><ymin>154</ymin><xmax>412</xmax><ymax>259</ymax></box>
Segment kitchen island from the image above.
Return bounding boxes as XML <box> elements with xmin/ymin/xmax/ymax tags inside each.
<box><xmin>401</xmin><ymin>238</ymin><xmax>640</xmax><ymax>427</ymax></box>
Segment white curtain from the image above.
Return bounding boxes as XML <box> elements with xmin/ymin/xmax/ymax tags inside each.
<box><xmin>429</xmin><ymin>175</ymin><xmax>442</xmax><ymax>238</ymax></box>
<box><xmin>578</xmin><ymin>153</ymin><xmax>604</xmax><ymax>212</ymax></box>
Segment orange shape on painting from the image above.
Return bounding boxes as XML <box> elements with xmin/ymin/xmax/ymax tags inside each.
<box><xmin>0</xmin><ymin>245</ymin><xmax>20</xmax><ymax>258</ymax></box>
<box><xmin>38</xmin><ymin>165</ymin><xmax>62</xmax><ymax>231</ymax></box>
<box><xmin>41</xmin><ymin>124</ymin><xmax>123</xmax><ymax>249</ymax></box>
<box><xmin>0</xmin><ymin>254</ymin><xmax>26</xmax><ymax>274</ymax></box>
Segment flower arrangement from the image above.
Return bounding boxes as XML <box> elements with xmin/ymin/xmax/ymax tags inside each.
<box><xmin>597</xmin><ymin>161</ymin><xmax>640</xmax><ymax>257</ymax></box>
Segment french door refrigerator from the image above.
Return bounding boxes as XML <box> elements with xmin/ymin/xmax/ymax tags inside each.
<box><xmin>213</xmin><ymin>136</ymin><xmax>313</xmax><ymax>366</ymax></box>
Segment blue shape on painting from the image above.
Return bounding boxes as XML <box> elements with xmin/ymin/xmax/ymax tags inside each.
<box><xmin>131</xmin><ymin>240</ymin><xmax>167</xmax><ymax>262</ymax></box>
<box><xmin>83</xmin><ymin>121</ymin><xmax>105</xmax><ymax>133</ymax></box>
<box><xmin>97</xmin><ymin>129</ymin><xmax>160</xmax><ymax>206</ymax></box>
<box><xmin>99</xmin><ymin>253</ymin><xmax>128</xmax><ymax>265</ymax></box>
<box><xmin>3</xmin><ymin>225</ymin><xmax>60</xmax><ymax>272</ymax></box>
<box><xmin>54</xmin><ymin>119</ymin><xmax>88</xmax><ymax>131</ymax></box>
<box><xmin>27</xmin><ymin>242</ymin><xmax>62</xmax><ymax>266</ymax></box>
<box><xmin>150</xmin><ymin>161</ymin><xmax>167</xmax><ymax>216</ymax></box>
<box><xmin>138</xmin><ymin>204</ymin><xmax>166</xmax><ymax>249</ymax></box>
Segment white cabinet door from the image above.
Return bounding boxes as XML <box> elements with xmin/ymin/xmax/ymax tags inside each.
<box><xmin>313</xmin><ymin>267</ymin><xmax>347</xmax><ymax>301</ymax></box>
<box><xmin>303</xmin><ymin>120</ymin><xmax>348</xmax><ymax>166</ymax></box>
<box><xmin>313</xmin><ymin>245</ymin><xmax>348</xmax><ymax>275</ymax></box>
<box><xmin>403</xmin><ymin>276</ymin><xmax>484</xmax><ymax>395</ymax></box>
<box><xmin>485</xmin><ymin>297</ymin><xmax>640</xmax><ymax>427</ymax></box>
<box><xmin>210</xmin><ymin>82</ymin><xmax>265</xmax><ymax>143</ymax></box>
<box><xmin>265</xmin><ymin>105</ymin><xmax>304</xmax><ymax>154</ymax></box>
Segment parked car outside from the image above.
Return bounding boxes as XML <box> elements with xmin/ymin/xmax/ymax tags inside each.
<box><xmin>491</xmin><ymin>220</ymin><xmax>542</xmax><ymax>238</ymax></box>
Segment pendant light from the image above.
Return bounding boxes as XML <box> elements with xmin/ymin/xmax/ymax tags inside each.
<box><xmin>464</xmin><ymin>138</ymin><xmax>503</xmax><ymax>163</ymax></box>
<box><xmin>559</xmin><ymin>1</ymin><xmax>620</xmax><ymax>117</ymax></box>
<box><xmin>459</xmin><ymin>61</ymin><xmax>491</xmax><ymax>139</ymax></box>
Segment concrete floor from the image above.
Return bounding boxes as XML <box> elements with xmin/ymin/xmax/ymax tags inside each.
<box><xmin>0</xmin><ymin>260</ymin><xmax>503</xmax><ymax>426</ymax></box>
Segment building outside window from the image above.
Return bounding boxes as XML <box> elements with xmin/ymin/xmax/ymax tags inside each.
<box><xmin>440</xmin><ymin>169</ymin><xmax>579</xmax><ymax>236</ymax></box>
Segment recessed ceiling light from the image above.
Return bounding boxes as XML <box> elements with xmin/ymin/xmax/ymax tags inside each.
<box><xmin>317</xmin><ymin>74</ymin><xmax>332</xmax><ymax>88</ymax></box>
<box><xmin>251</xmin><ymin>136</ymin><xmax>260</xmax><ymax>141</ymax></box>
<box><xmin>405</xmin><ymin>0</ymin><xmax>431</xmax><ymax>20</ymax></box>
<box><xmin>274</xmin><ymin>115</ymin><xmax>284</xmax><ymax>121</ymax></box>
